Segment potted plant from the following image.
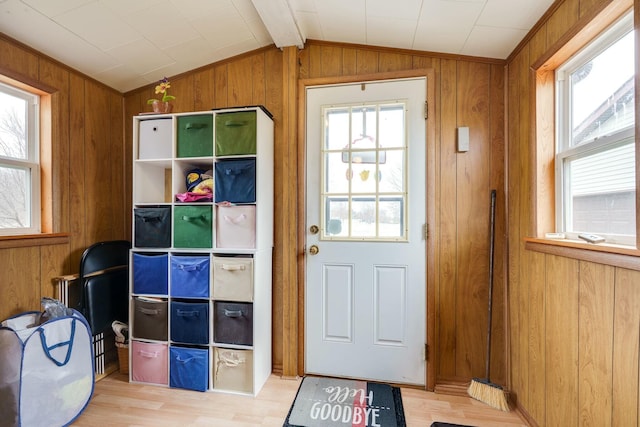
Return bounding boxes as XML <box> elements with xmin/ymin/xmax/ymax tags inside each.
<box><xmin>147</xmin><ymin>77</ymin><xmax>176</xmax><ymax>113</ymax></box>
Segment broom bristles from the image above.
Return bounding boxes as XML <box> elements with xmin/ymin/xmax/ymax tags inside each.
<box><xmin>467</xmin><ymin>378</ymin><xmax>510</xmax><ymax>412</ymax></box>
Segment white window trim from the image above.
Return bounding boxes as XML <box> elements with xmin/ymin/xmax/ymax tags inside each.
<box><xmin>554</xmin><ymin>12</ymin><xmax>635</xmax><ymax>246</ymax></box>
<box><xmin>0</xmin><ymin>81</ymin><xmax>41</xmax><ymax>235</ymax></box>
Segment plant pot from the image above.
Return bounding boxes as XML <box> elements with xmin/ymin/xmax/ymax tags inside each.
<box><xmin>152</xmin><ymin>100</ymin><xmax>173</xmax><ymax>113</ymax></box>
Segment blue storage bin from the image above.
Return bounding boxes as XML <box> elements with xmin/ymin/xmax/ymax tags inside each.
<box><xmin>170</xmin><ymin>346</ymin><xmax>209</xmax><ymax>392</ymax></box>
<box><xmin>170</xmin><ymin>301</ymin><xmax>209</xmax><ymax>344</ymax></box>
<box><xmin>133</xmin><ymin>253</ymin><xmax>169</xmax><ymax>295</ymax></box>
<box><xmin>170</xmin><ymin>255</ymin><xmax>210</xmax><ymax>298</ymax></box>
<box><xmin>214</xmin><ymin>158</ymin><xmax>256</xmax><ymax>203</ymax></box>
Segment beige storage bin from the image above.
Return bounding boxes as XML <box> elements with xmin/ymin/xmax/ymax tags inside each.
<box><xmin>212</xmin><ymin>257</ymin><xmax>253</xmax><ymax>302</ymax></box>
<box><xmin>213</xmin><ymin>348</ymin><xmax>253</xmax><ymax>394</ymax></box>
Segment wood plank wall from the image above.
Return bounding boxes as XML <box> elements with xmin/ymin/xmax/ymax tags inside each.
<box><xmin>0</xmin><ymin>34</ymin><xmax>126</xmax><ymax>320</ymax></box>
<box><xmin>297</xmin><ymin>41</ymin><xmax>507</xmax><ymax>386</ymax></box>
<box><xmin>123</xmin><ymin>40</ymin><xmax>507</xmax><ymax>384</ymax></box>
<box><xmin>505</xmin><ymin>0</ymin><xmax>640</xmax><ymax>424</ymax></box>
<box><xmin>1</xmin><ymin>31</ymin><xmax>508</xmax><ymax>388</ymax></box>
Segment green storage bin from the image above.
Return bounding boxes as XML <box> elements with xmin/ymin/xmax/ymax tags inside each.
<box><xmin>173</xmin><ymin>205</ymin><xmax>212</xmax><ymax>248</ymax></box>
<box><xmin>215</xmin><ymin>111</ymin><xmax>257</xmax><ymax>156</ymax></box>
<box><xmin>177</xmin><ymin>115</ymin><xmax>213</xmax><ymax>157</ymax></box>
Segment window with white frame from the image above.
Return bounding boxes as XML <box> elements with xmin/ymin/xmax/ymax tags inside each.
<box><xmin>555</xmin><ymin>12</ymin><xmax>635</xmax><ymax>245</ymax></box>
<box><xmin>0</xmin><ymin>82</ymin><xmax>40</xmax><ymax>235</ymax></box>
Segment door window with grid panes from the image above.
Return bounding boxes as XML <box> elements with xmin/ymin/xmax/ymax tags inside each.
<box><xmin>321</xmin><ymin>102</ymin><xmax>407</xmax><ymax>241</ymax></box>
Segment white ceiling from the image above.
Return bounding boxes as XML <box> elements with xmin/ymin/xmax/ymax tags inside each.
<box><xmin>0</xmin><ymin>0</ymin><xmax>555</xmax><ymax>93</ymax></box>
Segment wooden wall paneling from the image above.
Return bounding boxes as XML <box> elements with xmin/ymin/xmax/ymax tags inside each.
<box><xmin>342</xmin><ymin>48</ymin><xmax>357</xmax><ymax>75</ymax></box>
<box><xmin>69</xmin><ymin>74</ymin><xmax>87</xmax><ymax>267</ymax></box>
<box><xmin>411</xmin><ymin>56</ymin><xmax>440</xmax><ymax>72</ymax></box>
<box><xmin>437</xmin><ymin>59</ymin><xmax>458</xmax><ymax>380</ymax></box>
<box><xmin>39</xmin><ymin>60</ymin><xmax>70</xmax><ymax>236</ymax></box>
<box><xmin>578</xmin><ymin>261</ymin><xmax>614</xmax><ymax>425</ymax></box>
<box><xmin>0</xmin><ymin>247</ymin><xmax>41</xmax><ymax>320</ymax></box>
<box><xmin>298</xmin><ymin>47</ymin><xmax>310</xmax><ymax>80</ymax></box>
<box><xmin>214</xmin><ymin>64</ymin><xmax>229</xmax><ymax>108</ymax></box>
<box><xmin>109</xmin><ymin>90</ymin><xmax>126</xmax><ymax>239</ymax></box>
<box><xmin>489</xmin><ymin>63</ymin><xmax>506</xmax><ymax>386</ymax></box>
<box><xmin>252</xmin><ymin>53</ymin><xmax>266</xmax><ymax>105</ymax></box>
<box><xmin>123</xmin><ymin>94</ymin><xmax>141</xmax><ymax>242</ymax></box>
<box><xmin>193</xmin><ymin>68</ymin><xmax>216</xmax><ymax>112</ymax></box>
<box><xmin>84</xmin><ymin>81</ymin><xmax>113</xmax><ymax>244</ymax></box>
<box><xmin>545</xmin><ymin>254</ymin><xmax>579</xmax><ymax>426</ymax></box>
<box><xmin>40</xmin><ymin>243</ymin><xmax>70</xmax><ymax>299</ymax></box>
<box><xmin>612</xmin><ymin>268</ymin><xmax>640</xmax><ymax>426</ymax></box>
<box><xmin>228</xmin><ymin>56</ymin><xmax>254</xmax><ymax>107</ymax></box>
<box><xmin>305</xmin><ymin>44</ymin><xmax>322</xmax><ymax>79</ymax></box>
<box><xmin>527</xmin><ymin>251</ymin><xmax>546</xmax><ymax>422</ymax></box>
<box><xmin>517</xmin><ymin>41</ymin><xmax>533</xmax><ymax>407</ymax></box>
<box><xmin>280</xmin><ymin>46</ymin><xmax>299</xmax><ymax>377</ymax></box>
<box><xmin>0</xmin><ymin>36</ymin><xmax>39</xmax><ymax>81</ymax></box>
<box><xmin>168</xmin><ymin>75</ymin><xmax>195</xmax><ymax>113</ymax></box>
<box><xmin>506</xmin><ymin>50</ymin><xmax>523</xmax><ymax>402</ymax></box>
<box><xmin>378</xmin><ymin>52</ymin><xmax>413</xmax><ymax>73</ymax></box>
<box><xmin>455</xmin><ymin>61</ymin><xmax>491</xmax><ymax>380</ymax></box>
<box><xmin>580</xmin><ymin>0</ymin><xmax>609</xmax><ymax>17</ymax></box>
<box><xmin>547</xmin><ymin>0</ymin><xmax>581</xmax><ymax>46</ymax></box>
<box><xmin>263</xmin><ymin>47</ymin><xmax>285</xmax><ymax>374</ymax></box>
<box><xmin>356</xmin><ymin>49</ymin><xmax>379</xmax><ymax>75</ymax></box>
<box><xmin>320</xmin><ymin>45</ymin><xmax>343</xmax><ymax>77</ymax></box>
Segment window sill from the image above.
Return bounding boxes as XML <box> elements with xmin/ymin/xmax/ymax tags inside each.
<box><xmin>0</xmin><ymin>233</ymin><xmax>70</xmax><ymax>249</ymax></box>
<box><xmin>525</xmin><ymin>237</ymin><xmax>640</xmax><ymax>271</ymax></box>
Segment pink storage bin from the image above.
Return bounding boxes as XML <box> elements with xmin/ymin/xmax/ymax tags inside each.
<box><xmin>131</xmin><ymin>341</ymin><xmax>168</xmax><ymax>385</ymax></box>
<box><xmin>216</xmin><ymin>205</ymin><xmax>256</xmax><ymax>249</ymax></box>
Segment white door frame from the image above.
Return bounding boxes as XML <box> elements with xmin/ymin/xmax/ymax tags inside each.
<box><xmin>297</xmin><ymin>69</ymin><xmax>437</xmax><ymax>390</ymax></box>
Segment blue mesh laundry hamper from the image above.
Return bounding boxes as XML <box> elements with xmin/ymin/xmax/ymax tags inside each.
<box><xmin>0</xmin><ymin>309</ymin><xmax>94</xmax><ymax>427</ymax></box>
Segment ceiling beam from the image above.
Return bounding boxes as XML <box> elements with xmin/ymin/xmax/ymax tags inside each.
<box><xmin>251</xmin><ymin>0</ymin><xmax>305</xmax><ymax>49</ymax></box>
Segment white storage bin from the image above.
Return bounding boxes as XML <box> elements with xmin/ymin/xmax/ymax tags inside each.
<box><xmin>212</xmin><ymin>257</ymin><xmax>253</xmax><ymax>302</ymax></box>
<box><xmin>216</xmin><ymin>205</ymin><xmax>256</xmax><ymax>249</ymax></box>
<box><xmin>139</xmin><ymin>118</ymin><xmax>172</xmax><ymax>159</ymax></box>
<box><xmin>213</xmin><ymin>348</ymin><xmax>253</xmax><ymax>394</ymax></box>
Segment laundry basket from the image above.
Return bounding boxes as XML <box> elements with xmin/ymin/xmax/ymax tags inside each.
<box><xmin>0</xmin><ymin>309</ymin><xmax>94</xmax><ymax>427</ymax></box>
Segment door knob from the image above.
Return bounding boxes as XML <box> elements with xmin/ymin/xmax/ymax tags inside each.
<box><xmin>309</xmin><ymin>225</ymin><xmax>319</xmax><ymax>234</ymax></box>
<box><xmin>309</xmin><ymin>245</ymin><xmax>319</xmax><ymax>255</ymax></box>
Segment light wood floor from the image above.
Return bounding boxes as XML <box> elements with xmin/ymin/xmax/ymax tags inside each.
<box><xmin>72</xmin><ymin>373</ymin><xmax>528</xmax><ymax>426</ymax></box>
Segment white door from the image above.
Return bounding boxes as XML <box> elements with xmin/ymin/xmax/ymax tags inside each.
<box><xmin>305</xmin><ymin>78</ymin><xmax>427</xmax><ymax>385</ymax></box>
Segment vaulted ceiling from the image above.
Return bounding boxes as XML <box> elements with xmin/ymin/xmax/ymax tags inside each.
<box><xmin>0</xmin><ymin>0</ymin><xmax>555</xmax><ymax>92</ymax></box>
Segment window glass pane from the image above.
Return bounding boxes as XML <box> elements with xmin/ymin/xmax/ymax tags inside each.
<box><xmin>0</xmin><ymin>91</ymin><xmax>28</xmax><ymax>159</ymax></box>
<box><xmin>325</xmin><ymin>108</ymin><xmax>349</xmax><ymax>150</ymax></box>
<box><xmin>379</xmin><ymin>105</ymin><xmax>405</xmax><ymax>148</ymax></box>
<box><xmin>567</xmin><ymin>142</ymin><xmax>636</xmax><ymax>235</ymax></box>
<box><xmin>325</xmin><ymin>152</ymin><xmax>349</xmax><ymax>193</ymax></box>
<box><xmin>351</xmin><ymin>198</ymin><xmax>376</xmax><ymax>237</ymax></box>
<box><xmin>321</xmin><ymin>101</ymin><xmax>407</xmax><ymax>240</ymax></box>
<box><xmin>379</xmin><ymin>198</ymin><xmax>403</xmax><ymax>238</ymax></box>
<box><xmin>0</xmin><ymin>166</ymin><xmax>29</xmax><ymax>228</ymax></box>
<box><xmin>570</xmin><ymin>31</ymin><xmax>634</xmax><ymax>146</ymax></box>
<box><xmin>378</xmin><ymin>149</ymin><xmax>404</xmax><ymax>193</ymax></box>
<box><xmin>325</xmin><ymin>198</ymin><xmax>348</xmax><ymax>237</ymax></box>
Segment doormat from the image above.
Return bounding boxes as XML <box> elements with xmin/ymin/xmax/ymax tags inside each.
<box><xmin>283</xmin><ymin>376</ymin><xmax>406</xmax><ymax>427</ymax></box>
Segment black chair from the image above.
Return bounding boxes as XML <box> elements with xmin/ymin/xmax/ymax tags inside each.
<box><xmin>77</xmin><ymin>240</ymin><xmax>131</xmax><ymax>336</ymax></box>
<box><xmin>76</xmin><ymin>240</ymin><xmax>131</xmax><ymax>374</ymax></box>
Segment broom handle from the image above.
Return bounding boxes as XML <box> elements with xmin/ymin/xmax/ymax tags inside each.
<box><xmin>485</xmin><ymin>189</ymin><xmax>497</xmax><ymax>380</ymax></box>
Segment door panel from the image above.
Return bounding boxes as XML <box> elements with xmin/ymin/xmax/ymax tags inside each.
<box><xmin>305</xmin><ymin>78</ymin><xmax>426</xmax><ymax>385</ymax></box>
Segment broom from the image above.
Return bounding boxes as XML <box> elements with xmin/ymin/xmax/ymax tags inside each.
<box><xmin>467</xmin><ymin>189</ymin><xmax>510</xmax><ymax>412</ymax></box>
